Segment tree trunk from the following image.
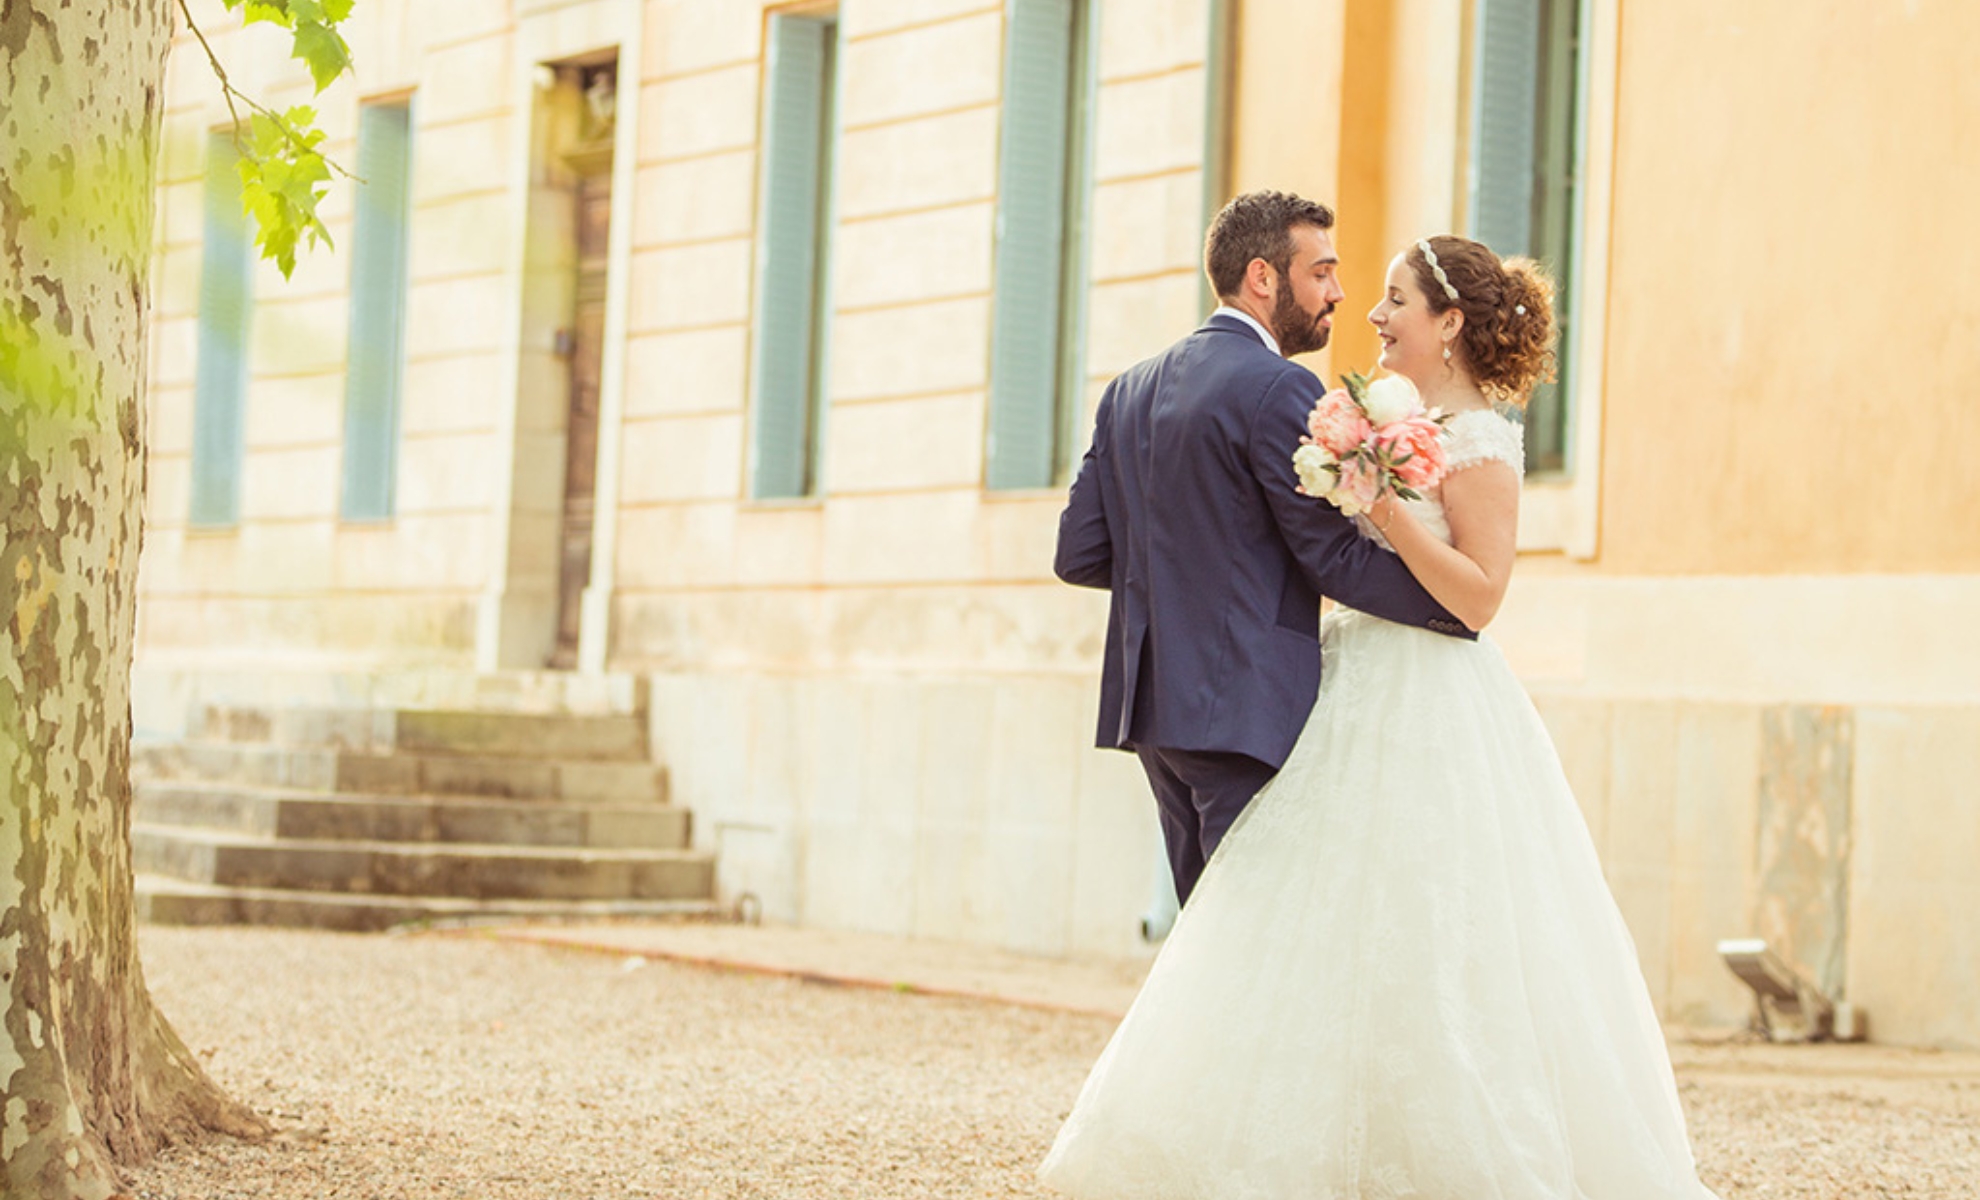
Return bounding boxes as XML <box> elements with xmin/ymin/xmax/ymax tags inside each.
<box><xmin>2</xmin><ymin>3</ymin><xmax>269</xmax><ymax>1195</ymax></box>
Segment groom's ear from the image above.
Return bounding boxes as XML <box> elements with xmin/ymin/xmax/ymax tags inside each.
<box><xmin>1244</xmin><ymin>256</ymin><xmax>1276</xmax><ymax>301</ymax></box>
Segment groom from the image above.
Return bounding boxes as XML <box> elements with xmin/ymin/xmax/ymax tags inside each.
<box><xmin>1055</xmin><ymin>190</ymin><xmax>1472</xmax><ymax>905</ymax></box>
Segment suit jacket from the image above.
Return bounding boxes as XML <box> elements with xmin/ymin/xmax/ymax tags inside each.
<box><xmin>1055</xmin><ymin>312</ymin><xmax>1473</xmax><ymax>769</ymax></box>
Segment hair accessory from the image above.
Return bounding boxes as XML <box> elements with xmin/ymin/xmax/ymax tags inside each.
<box><xmin>1417</xmin><ymin>239</ymin><xmax>1461</xmax><ymax>303</ymax></box>
<box><xmin>1515</xmin><ymin>304</ymin><xmax>1527</xmax><ymax>315</ymax></box>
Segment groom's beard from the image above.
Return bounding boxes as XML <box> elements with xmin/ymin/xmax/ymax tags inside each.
<box><xmin>1272</xmin><ymin>284</ymin><xmax>1333</xmax><ymax>357</ymax></box>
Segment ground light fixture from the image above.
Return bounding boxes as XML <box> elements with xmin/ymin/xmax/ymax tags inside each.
<box><xmin>1717</xmin><ymin>938</ymin><xmax>1867</xmax><ymax>1042</ymax></box>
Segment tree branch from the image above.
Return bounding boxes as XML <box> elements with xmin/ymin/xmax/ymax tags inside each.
<box><xmin>173</xmin><ymin>0</ymin><xmax>356</xmax><ymax>180</ymax></box>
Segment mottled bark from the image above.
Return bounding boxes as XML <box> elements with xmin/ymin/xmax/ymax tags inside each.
<box><xmin>2</xmin><ymin>3</ymin><xmax>267</xmax><ymax>1196</ymax></box>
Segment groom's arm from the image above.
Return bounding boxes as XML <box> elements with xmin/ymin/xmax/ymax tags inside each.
<box><xmin>1054</xmin><ymin>388</ymin><xmax>1114</xmax><ymax>589</ymax></box>
<box><xmin>1246</xmin><ymin>371</ymin><xmax>1474</xmax><ymax>639</ymax></box>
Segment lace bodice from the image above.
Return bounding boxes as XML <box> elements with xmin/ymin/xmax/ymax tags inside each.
<box><xmin>1357</xmin><ymin>408</ymin><xmax>1524</xmax><ymax>549</ymax></box>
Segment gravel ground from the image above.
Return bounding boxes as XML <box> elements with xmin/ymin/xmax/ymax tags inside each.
<box><xmin>127</xmin><ymin>926</ymin><xmax>1980</xmax><ymax>1199</ymax></box>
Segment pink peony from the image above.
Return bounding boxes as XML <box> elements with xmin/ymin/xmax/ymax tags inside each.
<box><xmin>1379</xmin><ymin>417</ymin><xmax>1448</xmax><ymax>492</ymax></box>
<box><xmin>1307</xmin><ymin>389</ymin><xmax>1372</xmax><ymax>458</ymax></box>
<box><xmin>1328</xmin><ymin>454</ymin><xmax>1385</xmax><ymax>517</ymax></box>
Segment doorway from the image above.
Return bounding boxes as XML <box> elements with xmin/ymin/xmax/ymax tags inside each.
<box><xmin>550</xmin><ymin>162</ymin><xmax>610</xmax><ymax>668</ymax></box>
<box><xmin>542</xmin><ymin>59</ymin><xmax>616</xmax><ymax>670</ymax></box>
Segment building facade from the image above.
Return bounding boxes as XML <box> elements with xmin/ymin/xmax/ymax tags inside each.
<box><xmin>139</xmin><ymin>0</ymin><xmax>1980</xmax><ymax>1047</ymax></box>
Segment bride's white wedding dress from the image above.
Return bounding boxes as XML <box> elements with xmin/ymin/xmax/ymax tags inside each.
<box><xmin>1039</xmin><ymin>410</ymin><xmax>1720</xmax><ymax>1200</ymax></box>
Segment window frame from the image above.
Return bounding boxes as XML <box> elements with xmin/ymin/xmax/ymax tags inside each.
<box><xmin>983</xmin><ymin>0</ymin><xmax>1098</xmax><ymax>493</ymax></box>
<box><xmin>1466</xmin><ymin>0</ymin><xmax>1617</xmax><ymax>559</ymax></box>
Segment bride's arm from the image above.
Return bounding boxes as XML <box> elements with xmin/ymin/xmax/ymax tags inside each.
<box><xmin>1368</xmin><ymin>461</ymin><xmax>1520</xmax><ymax>631</ymax></box>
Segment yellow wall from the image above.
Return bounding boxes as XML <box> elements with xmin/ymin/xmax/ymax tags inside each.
<box><xmin>1225</xmin><ymin>0</ymin><xmax>1348</xmax><ymax>381</ymax></box>
<box><xmin>1600</xmin><ymin>1</ymin><xmax>1980</xmax><ymax>574</ymax></box>
<box><xmin>1333</xmin><ymin>0</ymin><xmax>1394</xmax><ymax>377</ymax></box>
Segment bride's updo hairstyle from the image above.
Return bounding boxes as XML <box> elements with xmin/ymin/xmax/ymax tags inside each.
<box><xmin>1409</xmin><ymin>235</ymin><xmax>1558</xmax><ymax>408</ymax></box>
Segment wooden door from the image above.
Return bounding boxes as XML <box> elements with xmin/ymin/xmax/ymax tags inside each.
<box><xmin>549</xmin><ymin>169</ymin><xmax>610</xmax><ymax>668</ymax></box>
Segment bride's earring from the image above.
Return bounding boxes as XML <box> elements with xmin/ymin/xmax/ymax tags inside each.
<box><xmin>1442</xmin><ymin>343</ymin><xmax>1453</xmax><ymax>363</ymax></box>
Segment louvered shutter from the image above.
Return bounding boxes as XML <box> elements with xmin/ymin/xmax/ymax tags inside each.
<box><xmin>750</xmin><ymin>15</ymin><xmax>835</xmax><ymax>500</ymax></box>
<box><xmin>1472</xmin><ymin>0</ymin><xmax>1581</xmax><ymax>473</ymax></box>
<box><xmin>985</xmin><ymin>0</ymin><xmax>1076</xmax><ymax>491</ymax></box>
<box><xmin>190</xmin><ymin>133</ymin><xmax>253</xmax><ymax>527</ymax></box>
<box><xmin>1470</xmin><ymin>0</ymin><xmax>1542</xmax><ymax>256</ymax></box>
<box><xmin>342</xmin><ymin>102</ymin><xmax>414</xmax><ymax>520</ymax></box>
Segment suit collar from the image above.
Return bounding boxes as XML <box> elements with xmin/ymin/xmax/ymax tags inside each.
<box><xmin>1203</xmin><ymin>306</ymin><xmax>1281</xmax><ymax>356</ymax></box>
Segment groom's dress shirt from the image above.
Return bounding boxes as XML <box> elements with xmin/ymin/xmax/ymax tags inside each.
<box><xmin>1210</xmin><ymin>305</ymin><xmax>1280</xmax><ymax>356</ymax></box>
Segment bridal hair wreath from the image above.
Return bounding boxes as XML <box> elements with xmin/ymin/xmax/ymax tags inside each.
<box><xmin>1416</xmin><ymin>240</ymin><xmax>1461</xmax><ymax>302</ymax></box>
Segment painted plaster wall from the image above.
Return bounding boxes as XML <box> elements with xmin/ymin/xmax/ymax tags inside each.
<box><xmin>132</xmin><ymin>0</ymin><xmax>1980</xmax><ymax>1045</ymax></box>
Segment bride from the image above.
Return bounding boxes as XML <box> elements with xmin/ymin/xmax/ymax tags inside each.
<box><xmin>1037</xmin><ymin>236</ymin><xmax>1721</xmax><ymax>1199</ymax></box>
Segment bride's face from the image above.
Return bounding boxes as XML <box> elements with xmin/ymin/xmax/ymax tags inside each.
<box><xmin>1368</xmin><ymin>254</ymin><xmax>1451</xmax><ymax>383</ymax></box>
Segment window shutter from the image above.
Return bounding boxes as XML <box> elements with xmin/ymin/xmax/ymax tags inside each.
<box><xmin>750</xmin><ymin>14</ymin><xmax>835</xmax><ymax>500</ymax></box>
<box><xmin>190</xmin><ymin>133</ymin><xmax>253</xmax><ymax>527</ymax></box>
<box><xmin>342</xmin><ymin>102</ymin><xmax>414</xmax><ymax>520</ymax></box>
<box><xmin>1472</xmin><ymin>0</ymin><xmax>1582</xmax><ymax>475</ymax></box>
<box><xmin>986</xmin><ymin>0</ymin><xmax>1076</xmax><ymax>491</ymax></box>
<box><xmin>1469</xmin><ymin>0</ymin><xmax>1543</xmax><ymax>256</ymax></box>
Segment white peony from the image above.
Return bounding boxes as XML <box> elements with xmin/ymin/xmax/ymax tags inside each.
<box><xmin>1361</xmin><ymin>374</ymin><xmax>1423</xmax><ymax>428</ymax></box>
<box><xmin>1291</xmin><ymin>443</ymin><xmax>1339</xmax><ymax>495</ymax></box>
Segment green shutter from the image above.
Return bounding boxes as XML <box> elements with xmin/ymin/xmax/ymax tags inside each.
<box><xmin>190</xmin><ymin>132</ymin><xmax>253</xmax><ymax>527</ymax></box>
<box><xmin>342</xmin><ymin>102</ymin><xmax>414</xmax><ymax>520</ymax></box>
<box><xmin>750</xmin><ymin>14</ymin><xmax>837</xmax><ymax>500</ymax></box>
<box><xmin>986</xmin><ymin>0</ymin><xmax>1083</xmax><ymax>491</ymax></box>
<box><xmin>1470</xmin><ymin>0</ymin><xmax>1542</xmax><ymax>256</ymax></box>
<box><xmin>1470</xmin><ymin>0</ymin><xmax>1580</xmax><ymax>474</ymax></box>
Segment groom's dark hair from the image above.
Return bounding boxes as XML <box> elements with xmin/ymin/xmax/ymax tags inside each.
<box><xmin>1204</xmin><ymin>191</ymin><xmax>1336</xmax><ymax>300</ymax></box>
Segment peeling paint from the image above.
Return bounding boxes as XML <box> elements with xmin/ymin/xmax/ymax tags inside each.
<box><xmin>1756</xmin><ymin>705</ymin><xmax>1854</xmax><ymax>1000</ymax></box>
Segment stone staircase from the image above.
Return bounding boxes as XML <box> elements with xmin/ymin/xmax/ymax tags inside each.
<box><xmin>133</xmin><ymin>703</ymin><xmax>719</xmax><ymax>931</ymax></box>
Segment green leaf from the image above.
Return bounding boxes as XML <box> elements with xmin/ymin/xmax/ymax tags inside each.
<box><xmin>293</xmin><ymin>21</ymin><xmax>352</xmax><ymax>91</ymax></box>
<box><xmin>234</xmin><ymin>108</ymin><xmax>336</xmax><ymax>279</ymax></box>
<box><xmin>238</xmin><ymin>1</ymin><xmax>296</xmax><ymax>30</ymax></box>
<box><xmin>1341</xmin><ymin>370</ymin><xmax>1370</xmax><ymax>405</ymax></box>
<box><xmin>201</xmin><ymin>0</ymin><xmax>352</xmax><ymax>278</ymax></box>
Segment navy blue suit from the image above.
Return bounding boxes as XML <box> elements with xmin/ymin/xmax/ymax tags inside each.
<box><xmin>1055</xmin><ymin>313</ymin><xmax>1471</xmax><ymax>901</ymax></box>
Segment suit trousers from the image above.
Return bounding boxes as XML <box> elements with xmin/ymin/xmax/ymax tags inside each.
<box><xmin>1135</xmin><ymin>745</ymin><xmax>1279</xmax><ymax>906</ymax></box>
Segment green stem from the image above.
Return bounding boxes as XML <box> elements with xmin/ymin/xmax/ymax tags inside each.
<box><xmin>172</xmin><ymin>0</ymin><xmax>357</xmax><ymax>180</ymax></box>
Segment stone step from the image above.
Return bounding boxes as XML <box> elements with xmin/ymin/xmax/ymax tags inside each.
<box><xmin>192</xmin><ymin>705</ymin><xmax>650</xmax><ymax>762</ymax></box>
<box><xmin>133</xmin><ymin>825</ymin><xmax>715</xmax><ymax>902</ymax></box>
<box><xmin>132</xmin><ymin>741</ymin><xmax>667</xmax><ymax>804</ymax></box>
<box><xmin>134</xmin><ymin>784</ymin><xmax>692</xmax><ymax>851</ymax></box>
<box><xmin>135</xmin><ymin>876</ymin><xmax>720</xmax><ymax>933</ymax></box>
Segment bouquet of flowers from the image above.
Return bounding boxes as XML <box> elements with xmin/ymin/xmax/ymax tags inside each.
<box><xmin>1292</xmin><ymin>371</ymin><xmax>1451</xmax><ymax>517</ymax></box>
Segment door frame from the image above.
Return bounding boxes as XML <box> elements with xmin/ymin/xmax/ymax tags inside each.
<box><xmin>476</xmin><ymin>0</ymin><xmax>643</xmax><ymax>674</ymax></box>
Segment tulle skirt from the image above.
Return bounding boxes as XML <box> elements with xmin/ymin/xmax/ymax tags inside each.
<box><xmin>1039</xmin><ymin>609</ymin><xmax>1719</xmax><ymax>1200</ymax></box>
